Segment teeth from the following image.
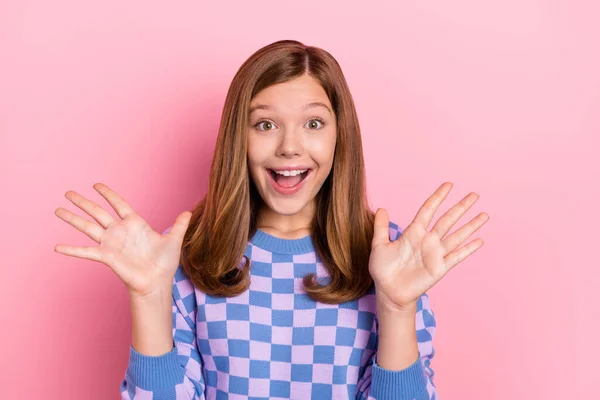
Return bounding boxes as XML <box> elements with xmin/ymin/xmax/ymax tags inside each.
<box><xmin>273</xmin><ymin>169</ymin><xmax>307</xmax><ymax>177</ymax></box>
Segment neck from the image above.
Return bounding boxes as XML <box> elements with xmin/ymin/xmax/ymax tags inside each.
<box><xmin>256</xmin><ymin>201</ymin><xmax>315</xmax><ymax>240</ymax></box>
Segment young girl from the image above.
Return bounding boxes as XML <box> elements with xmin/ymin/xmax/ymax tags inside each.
<box><xmin>54</xmin><ymin>40</ymin><xmax>488</xmax><ymax>399</ymax></box>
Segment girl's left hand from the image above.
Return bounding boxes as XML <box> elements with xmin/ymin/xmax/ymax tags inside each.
<box><xmin>369</xmin><ymin>182</ymin><xmax>489</xmax><ymax>313</ymax></box>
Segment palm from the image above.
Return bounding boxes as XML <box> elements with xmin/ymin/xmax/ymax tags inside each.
<box><xmin>369</xmin><ymin>182</ymin><xmax>489</xmax><ymax>311</ymax></box>
<box><xmin>54</xmin><ymin>183</ymin><xmax>192</xmax><ymax>297</ymax></box>
<box><xmin>98</xmin><ymin>213</ymin><xmax>182</xmax><ymax>295</ymax></box>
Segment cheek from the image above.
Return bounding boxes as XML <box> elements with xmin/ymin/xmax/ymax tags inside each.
<box><xmin>308</xmin><ymin>131</ymin><xmax>337</xmax><ymax>165</ymax></box>
<box><xmin>247</xmin><ymin>136</ymin><xmax>268</xmax><ymax>167</ymax></box>
<box><xmin>246</xmin><ymin>143</ymin><xmax>265</xmax><ymax>186</ymax></box>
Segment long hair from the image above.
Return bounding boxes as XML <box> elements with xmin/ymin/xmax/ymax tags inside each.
<box><xmin>180</xmin><ymin>40</ymin><xmax>375</xmax><ymax>303</ymax></box>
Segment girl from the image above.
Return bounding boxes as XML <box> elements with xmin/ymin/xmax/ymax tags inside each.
<box><xmin>54</xmin><ymin>40</ymin><xmax>489</xmax><ymax>399</ymax></box>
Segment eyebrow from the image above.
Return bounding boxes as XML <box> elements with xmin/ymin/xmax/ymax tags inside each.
<box><xmin>249</xmin><ymin>102</ymin><xmax>333</xmax><ymax>116</ymax></box>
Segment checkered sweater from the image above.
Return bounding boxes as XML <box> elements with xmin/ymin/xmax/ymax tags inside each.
<box><xmin>120</xmin><ymin>222</ymin><xmax>437</xmax><ymax>399</ymax></box>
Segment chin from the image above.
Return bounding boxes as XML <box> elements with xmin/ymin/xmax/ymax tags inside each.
<box><xmin>265</xmin><ymin>197</ymin><xmax>311</xmax><ymax>216</ymax></box>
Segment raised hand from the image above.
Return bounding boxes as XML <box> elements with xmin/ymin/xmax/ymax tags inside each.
<box><xmin>54</xmin><ymin>183</ymin><xmax>192</xmax><ymax>298</ymax></box>
<box><xmin>369</xmin><ymin>182</ymin><xmax>489</xmax><ymax>313</ymax></box>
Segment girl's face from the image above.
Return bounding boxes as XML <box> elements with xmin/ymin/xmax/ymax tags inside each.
<box><xmin>247</xmin><ymin>74</ymin><xmax>337</xmax><ymax>223</ymax></box>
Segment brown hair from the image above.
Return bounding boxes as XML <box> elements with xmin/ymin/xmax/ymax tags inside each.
<box><xmin>180</xmin><ymin>39</ymin><xmax>375</xmax><ymax>304</ymax></box>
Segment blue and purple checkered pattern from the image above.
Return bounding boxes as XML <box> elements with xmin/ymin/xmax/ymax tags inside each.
<box><xmin>121</xmin><ymin>222</ymin><xmax>437</xmax><ymax>399</ymax></box>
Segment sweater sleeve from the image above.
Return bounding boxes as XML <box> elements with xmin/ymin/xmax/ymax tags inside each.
<box><xmin>120</xmin><ymin>265</ymin><xmax>206</xmax><ymax>399</ymax></box>
<box><xmin>356</xmin><ymin>293</ymin><xmax>437</xmax><ymax>400</ymax></box>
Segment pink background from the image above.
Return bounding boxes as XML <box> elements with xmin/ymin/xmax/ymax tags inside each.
<box><xmin>2</xmin><ymin>1</ymin><xmax>599</xmax><ymax>399</ymax></box>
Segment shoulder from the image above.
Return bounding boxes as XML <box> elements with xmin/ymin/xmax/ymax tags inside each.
<box><xmin>172</xmin><ymin>264</ymin><xmax>200</xmax><ymax>317</ymax></box>
<box><xmin>162</xmin><ymin>225</ymin><xmax>202</xmax><ymax>314</ymax></box>
<box><xmin>416</xmin><ymin>293</ymin><xmax>436</xmax><ymax>348</ymax></box>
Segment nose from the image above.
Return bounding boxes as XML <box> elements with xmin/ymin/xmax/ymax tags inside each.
<box><xmin>276</xmin><ymin>127</ymin><xmax>303</xmax><ymax>158</ymax></box>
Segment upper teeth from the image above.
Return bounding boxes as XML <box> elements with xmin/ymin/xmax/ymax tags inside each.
<box><xmin>274</xmin><ymin>169</ymin><xmax>307</xmax><ymax>176</ymax></box>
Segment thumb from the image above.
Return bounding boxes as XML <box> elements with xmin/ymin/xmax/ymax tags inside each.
<box><xmin>372</xmin><ymin>208</ymin><xmax>390</xmax><ymax>249</ymax></box>
<box><xmin>167</xmin><ymin>211</ymin><xmax>193</xmax><ymax>242</ymax></box>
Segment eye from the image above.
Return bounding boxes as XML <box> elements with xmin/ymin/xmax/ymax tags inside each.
<box><xmin>305</xmin><ymin>118</ymin><xmax>325</xmax><ymax>130</ymax></box>
<box><xmin>254</xmin><ymin>120</ymin><xmax>277</xmax><ymax>131</ymax></box>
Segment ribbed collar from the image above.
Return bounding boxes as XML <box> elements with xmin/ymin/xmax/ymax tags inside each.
<box><xmin>249</xmin><ymin>229</ymin><xmax>315</xmax><ymax>255</ymax></box>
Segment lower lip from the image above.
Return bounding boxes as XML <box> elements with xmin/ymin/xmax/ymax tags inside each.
<box><xmin>266</xmin><ymin>169</ymin><xmax>312</xmax><ymax>195</ymax></box>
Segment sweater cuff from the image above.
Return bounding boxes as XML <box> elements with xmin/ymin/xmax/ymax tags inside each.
<box><xmin>370</xmin><ymin>355</ymin><xmax>428</xmax><ymax>400</ymax></box>
<box><xmin>126</xmin><ymin>345</ymin><xmax>186</xmax><ymax>390</ymax></box>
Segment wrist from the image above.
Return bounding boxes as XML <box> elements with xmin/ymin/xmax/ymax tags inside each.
<box><xmin>129</xmin><ymin>282</ymin><xmax>173</xmax><ymax>303</ymax></box>
<box><xmin>375</xmin><ymin>291</ymin><xmax>418</xmax><ymax>316</ymax></box>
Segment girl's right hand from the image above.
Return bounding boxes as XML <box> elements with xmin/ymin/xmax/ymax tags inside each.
<box><xmin>54</xmin><ymin>183</ymin><xmax>192</xmax><ymax>299</ymax></box>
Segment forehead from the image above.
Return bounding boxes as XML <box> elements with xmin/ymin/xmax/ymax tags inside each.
<box><xmin>250</xmin><ymin>74</ymin><xmax>331</xmax><ymax>111</ymax></box>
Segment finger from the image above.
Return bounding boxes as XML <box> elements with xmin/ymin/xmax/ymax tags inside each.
<box><xmin>442</xmin><ymin>212</ymin><xmax>489</xmax><ymax>254</ymax></box>
<box><xmin>412</xmin><ymin>182</ymin><xmax>453</xmax><ymax>230</ymax></box>
<box><xmin>167</xmin><ymin>211</ymin><xmax>193</xmax><ymax>242</ymax></box>
<box><xmin>54</xmin><ymin>244</ymin><xmax>103</xmax><ymax>263</ymax></box>
<box><xmin>371</xmin><ymin>208</ymin><xmax>390</xmax><ymax>248</ymax></box>
<box><xmin>444</xmin><ymin>238</ymin><xmax>484</xmax><ymax>270</ymax></box>
<box><xmin>54</xmin><ymin>207</ymin><xmax>104</xmax><ymax>243</ymax></box>
<box><xmin>431</xmin><ymin>192</ymin><xmax>480</xmax><ymax>238</ymax></box>
<box><xmin>65</xmin><ymin>190</ymin><xmax>116</xmax><ymax>229</ymax></box>
<box><xmin>93</xmin><ymin>183</ymin><xmax>137</xmax><ymax>220</ymax></box>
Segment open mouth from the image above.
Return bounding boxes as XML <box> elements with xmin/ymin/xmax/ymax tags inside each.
<box><xmin>268</xmin><ymin>169</ymin><xmax>310</xmax><ymax>187</ymax></box>
<box><xmin>266</xmin><ymin>169</ymin><xmax>312</xmax><ymax>194</ymax></box>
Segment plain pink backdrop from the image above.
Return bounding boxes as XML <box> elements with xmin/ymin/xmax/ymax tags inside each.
<box><xmin>1</xmin><ymin>1</ymin><xmax>599</xmax><ymax>399</ymax></box>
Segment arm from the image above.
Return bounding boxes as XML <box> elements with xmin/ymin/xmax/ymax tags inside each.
<box><xmin>356</xmin><ymin>293</ymin><xmax>437</xmax><ymax>400</ymax></box>
<box><xmin>356</xmin><ymin>221</ymin><xmax>437</xmax><ymax>399</ymax></box>
<box><xmin>120</xmin><ymin>265</ymin><xmax>206</xmax><ymax>399</ymax></box>
<box><xmin>363</xmin><ymin>184</ymin><xmax>488</xmax><ymax>397</ymax></box>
